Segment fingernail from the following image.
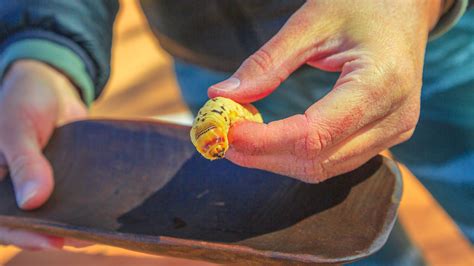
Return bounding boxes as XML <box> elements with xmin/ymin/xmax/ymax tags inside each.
<box><xmin>16</xmin><ymin>180</ymin><xmax>39</xmax><ymax>208</ymax></box>
<box><xmin>212</xmin><ymin>77</ymin><xmax>240</xmax><ymax>91</ymax></box>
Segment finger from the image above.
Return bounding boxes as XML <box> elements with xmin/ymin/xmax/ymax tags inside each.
<box><xmin>6</xmin><ymin>151</ymin><xmax>54</xmax><ymax>210</ymax></box>
<box><xmin>0</xmin><ymin>227</ymin><xmax>63</xmax><ymax>250</ymax></box>
<box><xmin>0</xmin><ymin>152</ymin><xmax>7</xmax><ymax>181</ymax></box>
<box><xmin>0</xmin><ymin>118</ymin><xmax>54</xmax><ymax>210</ymax></box>
<box><xmin>228</xmin><ymin>114</ymin><xmax>309</xmax><ymax>155</ymax></box>
<box><xmin>230</xmin><ymin>58</ymin><xmax>411</xmax><ymax>158</ymax></box>
<box><xmin>227</xmin><ymin>131</ymin><xmax>406</xmax><ymax>184</ymax></box>
<box><xmin>208</xmin><ymin>1</ymin><xmax>342</xmax><ymax>103</ymax></box>
<box><xmin>227</xmin><ymin>149</ymin><xmax>342</xmax><ymax>183</ymax></box>
<box><xmin>228</xmin><ymin>103</ymin><xmax>417</xmax><ymax>183</ymax></box>
<box><xmin>227</xmin><ymin>149</ymin><xmax>374</xmax><ymax>184</ymax></box>
<box><xmin>226</xmin><ymin>150</ymin><xmax>300</xmax><ymax>177</ymax></box>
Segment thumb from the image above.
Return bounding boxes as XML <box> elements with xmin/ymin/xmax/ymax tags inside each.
<box><xmin>208</xmin><ymin>2</ymin><xmax>332</xmax><ymax>103</ymax></box>
<box><xmin>1</xmin><ymin>123</ymin><xmax>54</xmax><ymax>210</ymax></box>
<box><xmin>0</xmin><ymin>60</ymin><xmax>86</xmax><ymax>210</ymax></box>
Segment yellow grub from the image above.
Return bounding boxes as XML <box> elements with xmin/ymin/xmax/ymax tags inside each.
<box><xmin>190</xmin><ymin>97</ymin><xmax>263</xmax><ymax>160</ymax></box>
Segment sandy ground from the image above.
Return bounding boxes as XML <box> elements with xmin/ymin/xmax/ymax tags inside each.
<box><xmin>0</xmin><ymin>1</ymin><xmax>472</xmax><ymax>265</ymax></box>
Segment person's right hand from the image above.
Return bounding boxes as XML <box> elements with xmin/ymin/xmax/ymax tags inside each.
<box><xmin>0</xmin><ymin>60</ymin><xmax>88</xmax><ymax>250</ymax></box>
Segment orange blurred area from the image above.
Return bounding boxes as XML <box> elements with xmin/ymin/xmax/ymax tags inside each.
<box><xmin>1</xmin><ymin>1</ymin><xmax>473</xmax><ymax>265</ymax></box>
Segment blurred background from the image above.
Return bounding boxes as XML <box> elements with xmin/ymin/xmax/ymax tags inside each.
<box><xmin>0</xmin><ymin>1</ymin><xmax>472</xmax><ymax>265</ymax></box>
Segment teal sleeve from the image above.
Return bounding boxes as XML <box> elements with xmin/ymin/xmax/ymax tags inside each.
<box><xmin>0</xmin><ymin>39</ymin><xmax>95</xmax><ymax>105</ymax></box>
<box><xmin>429</xmin><ymin>0</ymin><xmax>469</xmax><ymax>40</ymax></box>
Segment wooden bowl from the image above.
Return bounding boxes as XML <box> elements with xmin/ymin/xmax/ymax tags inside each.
<box><xmin>0</xmin><ymin>120</ymin><xmax>402</xmax><ymax>265</ymax></box>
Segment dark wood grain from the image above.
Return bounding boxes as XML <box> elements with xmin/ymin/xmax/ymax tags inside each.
<box><xmin>0</xmin><ymin>120</ymin><xmax>402</xmax><ymax>265</ymax></box>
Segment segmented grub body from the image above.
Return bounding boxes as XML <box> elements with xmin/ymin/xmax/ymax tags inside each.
<box><xmin>190</xmin><ymin>97</ymin><xmax>263</xmax><ymax>160</ymax></box>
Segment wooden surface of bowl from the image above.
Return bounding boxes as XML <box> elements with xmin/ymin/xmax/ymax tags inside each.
<box><xmin>0</xmin><ymin>120</ymin><xmax>402</xmax><ymax>265</ymax></box>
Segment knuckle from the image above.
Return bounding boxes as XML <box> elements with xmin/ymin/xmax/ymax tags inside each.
<box><xmin>295</xmin><ymin>114</ymin><xmax>333</xmax><ymax>159</ymax></box>
<box><xmin>304</xmin><ymin>133</ymin><xmax>324</xmax><ymax>159</ymax></box>
<box><xmin>247</xmin><ymin>49</ymin><xmax>275</xmax><ymax>73</ymax></box>
<box><xmin>308</xmin><ymin>127</ymin><xmax>333</xmax><ymax>157</ymax></box>
<box><xmin>294</xmin><ymin>134</ymin><xmax>321</xmax><ymax>159</ymax></box>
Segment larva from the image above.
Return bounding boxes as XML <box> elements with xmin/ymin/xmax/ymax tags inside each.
<box><xmin>190</xmin><ymin>97</ymin><xmax>263</xmax><ymax>160</ymax></box>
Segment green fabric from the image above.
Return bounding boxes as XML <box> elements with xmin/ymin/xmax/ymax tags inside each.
<box><xmin>429</xmin><ymin>0</ymin><xmax>469</xmax><ymax>40</ymax></box>
<box><xmin>0</xmin><ymin>39</ymin><xmax>94</xmax><ymax>105</ymax></box>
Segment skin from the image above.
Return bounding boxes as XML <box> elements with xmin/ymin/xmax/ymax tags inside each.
<box><xmin>209</xmin><ymin>0</ymin><xmax>444</xmax><ymax>183</ymax></box>
<box><xmin>0</xmin><ymin>60</ymin><xmax>88</xmax><ymax>249</ymax></box>
<box><xmin>0</xmin><ymin>0</ymin><xmax>445</xmax><ymax>250</ymax></box>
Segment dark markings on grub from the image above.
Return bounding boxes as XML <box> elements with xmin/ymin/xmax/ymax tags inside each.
<box><xmin>211</xmin><ymin>109</ymin><xmax>224</xmax><ymax>115</ymax></box>
<box><xmin>195</xmin><ymin>125</ymin><xmax>217</xmax><ymax>140</ymax></box>
<box><xmin>220</xmin><ymin>105</ymin><xmax>226</xmax><ymax>111</ymax></box>
<box><xmin>212</xmin><ymin>98</ymin><xmax>217</xmax><ymax>102</ymax></box>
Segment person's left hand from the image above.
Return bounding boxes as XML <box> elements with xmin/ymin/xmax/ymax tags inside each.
<box><xmin>0</xmin><ymin>60</ymin><xmax>90</xmax><ymax>250</ymax></box>
<box><xmin>208</xmin><ymin>0</ymin><xmax>444</xmax><ymax>183</ymax></box>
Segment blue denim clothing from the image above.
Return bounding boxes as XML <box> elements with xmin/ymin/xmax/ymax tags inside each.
<box><xmin>174</xmin><ymin>10</ymin><xmax>474</xmax><ymax>263</ymax></box>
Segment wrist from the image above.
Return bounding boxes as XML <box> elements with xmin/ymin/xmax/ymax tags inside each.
<box><xmin>4</xmin><ymin>60</ymin><xmax>87</xmax><ymax>123</ymax></box>
<box><xmin>6</xmin><ymin>60</ymin><xmax>79</xmax><ymax>98</ymax></box>
<box><xmin>0</xmin><ymin>38</ymin><xmax>95</xmax><ymax>105</ymax></box>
